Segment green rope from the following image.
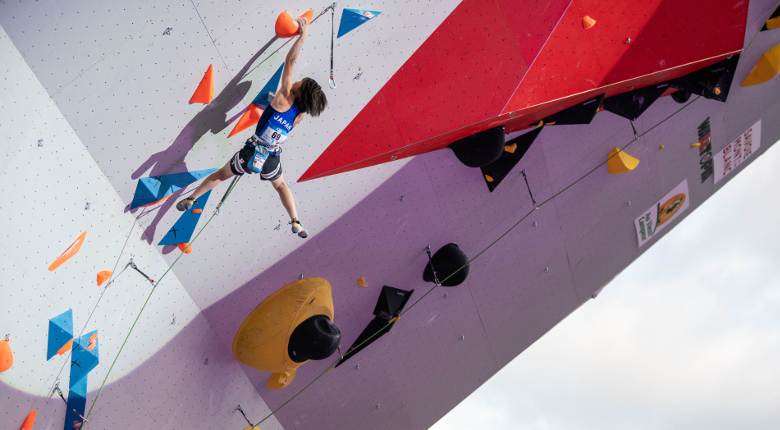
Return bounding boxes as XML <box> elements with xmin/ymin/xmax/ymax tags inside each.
<box><xmin>83</xmin><ymin>176</ymin><xmax>242</xmax><ymax>426</ymax></box>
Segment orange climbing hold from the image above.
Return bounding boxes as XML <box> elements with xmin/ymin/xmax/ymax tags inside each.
<box><xmin>19</xmin><ymin>410</ymin><xmax>36</xmax><ymax>430</ymax></box>
<box><xmin>582</xmin><ymin>15</ymin><xmax>596</xmax><ymax>29</ymax></box>
<box><xmin>140</xmin><ymin>194</ymin><xmax>171</xmax><ymax>208</ymax></box>
<box><xmin>56</xmin><ymin>339</ymin><xmax>73</xmax><ymax>356</ymax></box>
<box><xmin>228</xmin><ymin>103</ymin><xmax>264</xmax><ymax>138</ymax></box>
<box><xmin>48</xmin><ymin>232</ymin><xmax>87</xmax><ymax>271</ymax></box>
<box><xmin>178</xmin><ymin>243</ymin><xmax>193</xmax><ymax>254</ymax></box>
<box><xmin>192</xmin><ymin>208</ymin><xmax>203</xmax><ymax>213</ymax></box>
<box><xmin>0</xmin><ymin>338</ymin><xmax>12</xmax><ymax>373</ymax></box>
<box><xmin>87</xmin><ymin>334</ymin><xmax>98</xmax><ymax>351</ymax></box>
<box><xmin>275</xmin><ymin>10</ymin><xmax>314</xmax><ymax>38</ymax></box>
<box><xmin>96</xmin><ymin>270</ymin><xmax>112</xmax><ymax>286</ymax></box>
<box><xmin>190</xmin><ymin>64</ymin><xmax>214</xmax><ymax>104</ymax></box>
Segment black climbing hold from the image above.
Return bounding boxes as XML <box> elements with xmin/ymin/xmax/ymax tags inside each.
<box><xmin>423</xmin><ymin>243</ymin><xmax>469</xmax><ymax>287</ymax></box>
<box><xmin>481</xmin><ymin>127</ymin><xmax>542</xmax><ymax>192</ymax></box>
<box><xmin>603</xmin><ymin>83</ymin><xmax>669</xmax><ymax>121</ymax></box>
<box><xmin>669</xmin><ymin>55</ymin><xmax>740</xmax><ymax>103</ymax></box>
<box><xmin>531</xmin><ymin>93</ymin><xmax>605</xmax><ymax>126</ymax></box>
<box><xmin>671</xmin><ymin>90</ymin><xmax>692</xmax><ymax>104</ymax></box>
<box><xmin>335</xmin><ymin>286</ymin><xmax>413</xmax><ymax>368</ymax></box>
<box><xmin>287</xmin><ymin>314</ymin><xmax>341</xmax><ymax>363</ymax></box>
<box><xmin>448</xmin><ymin>126</ymin><xmax>506</xmax><ymax>168</ymax></box>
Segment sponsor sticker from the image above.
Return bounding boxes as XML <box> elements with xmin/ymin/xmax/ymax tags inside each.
<box><xmin>635</xmin><ymin>179</ymin><xmax>690</xmax><ymax>247</ymax></box>
<box><xmin>713</xmin><ymin>119</ymin><xmax>761</xmax><ymax>184</ymax></box>
<box><xmin>696</xmin><ymin>117</ymin><xmax>714</xmax><ymax>183</ymax></box>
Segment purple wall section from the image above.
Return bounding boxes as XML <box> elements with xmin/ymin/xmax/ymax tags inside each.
<box><xmin>200</xmin><ymin>83</ymin><xmax>780</xmax><ymax>429</ymax></box>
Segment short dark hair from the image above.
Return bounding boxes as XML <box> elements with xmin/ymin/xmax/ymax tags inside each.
<box><xmin>295</xmin><ymin>77</ymin><xmax>328</xmax><ymax>117</ymax></box>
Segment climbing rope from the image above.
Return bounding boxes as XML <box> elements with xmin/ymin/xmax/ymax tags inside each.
<box><xmin>82</xmin><ymin>176</ymin><xmax>242</xmax><ymax>426</ymax></box>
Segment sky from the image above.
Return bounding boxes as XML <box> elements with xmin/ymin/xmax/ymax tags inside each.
<box><xmin>430</xmin><ymin>140</ymin><xmax>780</xmax><ymax>430</ymax></box>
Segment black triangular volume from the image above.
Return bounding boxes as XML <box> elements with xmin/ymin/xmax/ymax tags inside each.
<box><xmin>334</xmin><ymin>319</ymin><xmax>387</xmax><ymax>368</ymax></box>
<box><xmin>481</xmin><ymin>127</ymin><xmax>543</xmax><ymax>192</ymax></box>
<box><xmin>334</xmin><ymin>286</ymin><xmax>413</xmax><ymax>368</ymax></box>
<box><xmin>531</xmin><ymin>93</ymin><xmax>605</xmax><ymax>126</ymax></box>
<box><xmin>603</xmin><ymin>82</ymin><xmax>670</xmax><ymax>121</ymax></box>
<box><xmin>669</xmin><ymin>55</ymin><xmax>741</xmax><ymax>103</ymax></box>
<box><xmin>448</xmin><ymin>126</ymin><xmax>506</xmax><ymax>168</ymax></box>
<box><xmin>373</xmin><ymin>286</ymin><xmax>413</xmax><ymax>320</ymax></box>
<box><xmin>761</xmin><ymin>5</ymin><xmax>780</xmax><ymax>31</ymax></box>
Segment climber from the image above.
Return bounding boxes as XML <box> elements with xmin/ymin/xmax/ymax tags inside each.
<box><xmin>176</xmin><ymin>17</ymin><xmax>328</xmax><ymax>239</ymax></box>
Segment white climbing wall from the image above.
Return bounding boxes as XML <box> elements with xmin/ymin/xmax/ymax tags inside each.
<box><xmin>0</xmin><ymin>26</ymin><xmax>282</xmax><ymax>430</ymax></box>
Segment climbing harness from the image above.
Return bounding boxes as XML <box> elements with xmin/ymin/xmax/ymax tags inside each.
<box><xmin>329</xmin><ymin>3</ymin><xmax>338</xmax><ymax>89</ymax></box>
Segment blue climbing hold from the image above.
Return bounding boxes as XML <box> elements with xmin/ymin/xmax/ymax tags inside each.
<box><xmin>131</xmin><ymin>169</ymin><xmax>217</xmax><ymax>209</ymax></box>
<box><xmin>158</xmin><ymin>190</ymin><xmax>212</xmax><ymax>246</ymax></box>
<box><xmin>252</xmin><ymin>63</ymin><xmax>285</xmax><ymax>108</ymax></box>
<box><xmin>337</xmin><ymin>9</ymin><xmax>381</xmax><ymax>38</ymax></box>
<box><xmin>64</xmin><ymin>331</ymin><xmax>99</xmax><ymax>430</ymax></box>
<box><xmin>47</xmin><ymin>309</ymin><xmax>74</xmax><ymax>360</ymax></box>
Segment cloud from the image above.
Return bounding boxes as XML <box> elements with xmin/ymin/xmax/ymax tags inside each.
<box><xmin>431</xmin><ymin>142</ymin><xmax>780</xmax><ymax>430</ymax></box>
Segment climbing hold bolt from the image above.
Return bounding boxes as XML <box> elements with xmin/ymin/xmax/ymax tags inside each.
<box><xmin>38</xmin><ymin>139</ymin><xmax>44</xmax><ymax>147</ymax></box>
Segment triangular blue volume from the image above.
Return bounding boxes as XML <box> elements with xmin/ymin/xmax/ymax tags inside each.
<box><xmin>130</xmin><ymin>168</ymin><xmax>217</xmax><ymax>209</ymax></box>
<box><xmin>158</xmin><ymin>190</ymin><xmax>212</xmax><ymax>246</ymax></box>
<box><xmin>337</xmin><ymin>9</ymin><xmax>381</xmax><ymax>38</ymax></box>
<box><xmin>252</xmin><ymin>63</ymin><xmax>285</xmax><ymax>108</ymax></box>
<box><xmin>47</xmin><ymin>309</ymin><xmax>74</xmax><ymax>360</ymax></box>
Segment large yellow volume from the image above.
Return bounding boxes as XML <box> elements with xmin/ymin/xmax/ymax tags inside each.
<box><xmin>233</xmin><ymin>277</ymin><xmax>334</xmax><ymax>390</ymax></box>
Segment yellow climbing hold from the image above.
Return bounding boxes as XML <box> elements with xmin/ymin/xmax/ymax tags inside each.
<box><xmin>485</xmin><ymin>174</ymin><xmax>494</xmax><ymax>182</ymax></box>
<box><xmin>504</xmin><ymin>143</ymin><xmax>517</xmax><ymax>154</ymax></box>
<box><xmin>357</xmin><ymin>277</ymin><xmax>367</xmax><ymax>288</ymax></box>
<box><xmin>742</xmin><ymin>43</ymin><xmax>780</xmax><ymax>87</ymax></box>
<box><xmin>713</xmin><ymin>87</ymin><xmax>721</xmax><ymax>95</ymax></box>
<box><xmin>660</xmin><ymin>145</ymin><xmax>664</xmax><ymax>150</ymax></box>
<box><xmin>691</xmin><ymin>142</ymin><xmax>701</xmax><ymax>148</ymax></box>
<box><xmin>607</xmin><ymin>148</ymin><xmax>640</xmax><ymax>174</ymax></box>
<box><xmin>767</xmin><ymin>16</ymin><xmax>780</xmax><ymax>30</ymax></box>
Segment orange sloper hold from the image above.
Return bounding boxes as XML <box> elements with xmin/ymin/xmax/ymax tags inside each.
<box><xmin>582</xmin><ymin>16</ymin><xmax>596</xmax><ymax>29</ymax></box>
<box><xmin>0</xmin><ymin>338</ymin><xmax>12</xmax><ymax>373</ymax></box>
<box><xmin>48</xmin><ymin>232</ymin><xmax>87</xmax><ymax>271</ymax></box>
<box><xmin>96</xmin><ymin>270</ymin><xmax>112</xmax><ymax>286</ymax></box>
<box><xmin>178</xmin><ymin>243</ymin><xmax>193</xmax><ymax>254</ymax></box>
<box><xmin>56</xmin><ymin>338</ymin><xmax>73</xmax><ymax>355</ymax></box>
<box><xmin>140</xmin><ymin>194</ymin><xmax>171</xmax><ymax>208</ymax></box>
<box><xmin>275</xmin><ymin>10</ymin><xmax>314</xmax><ymax>38</ymax></box>
<box><xmin>19</xmin><ymin>410</ymin><xmax>36</xmax><ymax>430</ymax></box>
<box><xmin>228</xmin><ymin>104</ymin><xmax>264</xmax><ymax>138</ymax></box>
<box><xmin>190</xmin><ymin>64</ymin><xmax>214</xmax><ymax>104</ymax></box>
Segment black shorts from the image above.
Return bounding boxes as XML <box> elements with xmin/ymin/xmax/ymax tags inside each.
<box><xmin>230</xmin><ymin>145</ymin><xmax>283</xmax><ymax>181</ymax></box>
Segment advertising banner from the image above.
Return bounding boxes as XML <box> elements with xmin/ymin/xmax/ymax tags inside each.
<box><xmin>713</xmin><ymin>119</ymin><xmax>761</xmax><ymax>184</ymax></box>
<box><xmin>635</xmin><ymin>179</ymin><xmax>690</xmax><ymax>247</ymax></box>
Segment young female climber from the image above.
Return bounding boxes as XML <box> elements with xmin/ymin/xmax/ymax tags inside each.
<box><xmin>176</xmin><ymin>17</ymin><xmax>327</xmax><ymax>239</ymax></box>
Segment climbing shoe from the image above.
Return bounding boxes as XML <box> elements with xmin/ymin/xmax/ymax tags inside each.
<box><xmin>290</xmin><ymin>219</ymin><xmax>308</xmax><ymax>238</ymax></box>
<box><xmin>176</xmin><ymin>196</ymin><xmax>197</xmax><ymax>212</ymax></box>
